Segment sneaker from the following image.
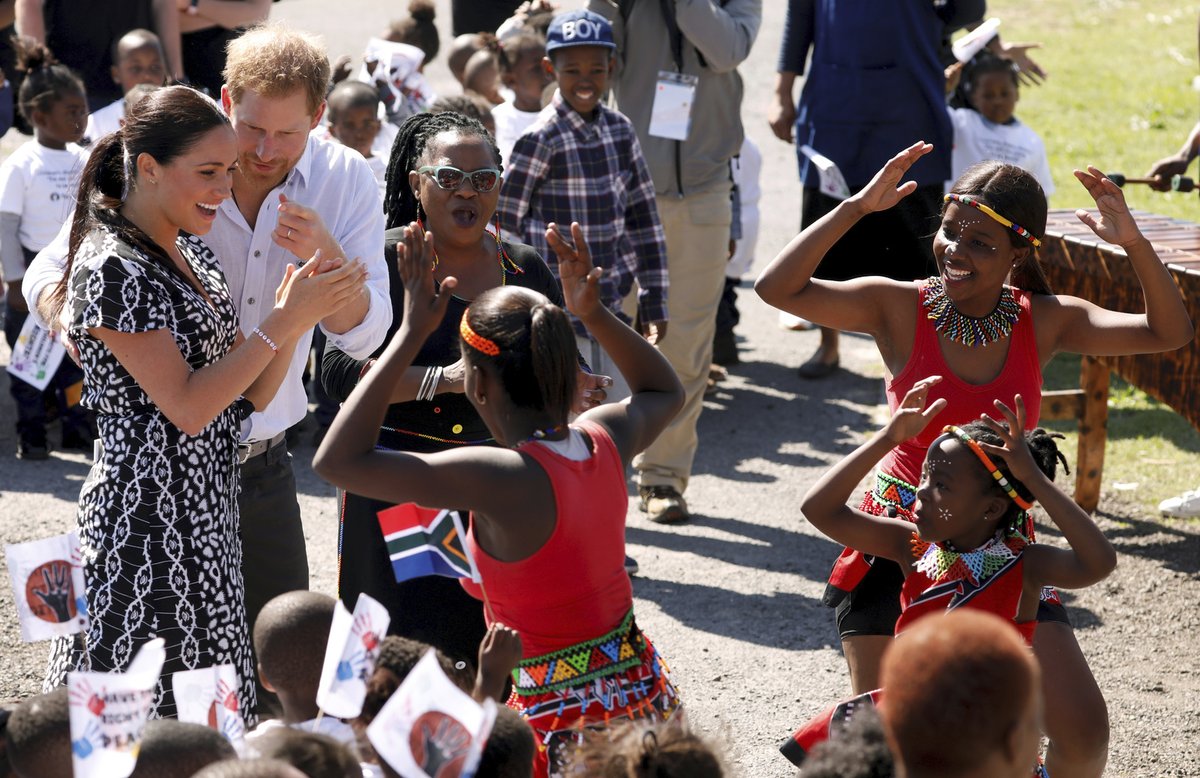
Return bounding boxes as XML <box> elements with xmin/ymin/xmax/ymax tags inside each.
<box><xmin>1159</xmin><ymin>489</ymin><xmax>1200</xmax><ymax>518</ymax></box>
<box><xmin>638</xmin><ymin>485</ymin><xmax>689</xmax><ymax>524</ymax></box>
<box><xmin>624</xmin><ymin>554</ymin><xmax>639</xmax><ymax>577</ymax></box>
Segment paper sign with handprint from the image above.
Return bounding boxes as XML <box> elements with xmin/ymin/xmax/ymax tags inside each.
<box><xmin>355</xmin><ymin>38</ymin><xmax>434</xmax><ymax>113</ymax></box>
<box><xmin>68</xmin><ymin>638</ymin><xmax>165</xmax><ymax>778</ymax></box>
<box><xmin>173</xmin><ymin>664</ymin><xmax>247</xmax><ymax>750</ymax></box>
<box><xmin>368</xmin><ymin>649</ymin><xmax>497</xmax><ymax>778</ymax></box>
<box><xmin>315</xmin><ymin>592</ymin><xmax>391</xmax><ymax>718</ymax></box>
<box><xmin>6</xmin><ymin>531</ymin><xmax>87</xmax><ymax>641</ymax></box>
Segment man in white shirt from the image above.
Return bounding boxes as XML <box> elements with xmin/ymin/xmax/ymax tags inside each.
<box><xmin>22</xmin><ymin>24</ymin><xmax>390</xmax><ymax>711</ymax></box>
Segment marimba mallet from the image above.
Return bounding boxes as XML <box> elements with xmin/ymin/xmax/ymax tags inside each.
<box><xmin>1106</xmin><ymin>172</ymin><xmax>1196</xmax><ymax>192</ymax></box>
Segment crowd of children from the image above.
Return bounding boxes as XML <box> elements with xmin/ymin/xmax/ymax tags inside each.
<box><xmin>0</xmin><ymin>2</ymin><xmax>1193</xmax><ymax>777</ymax></box>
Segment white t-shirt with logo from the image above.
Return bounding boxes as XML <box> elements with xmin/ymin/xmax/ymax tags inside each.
<box><xmin>0</xmin><ymin>140</ymin><xmax>88</xmax><ymax>252</ymax></box>
<box><xmin>492</xmin><ymin>100</ymin><xmax>543</xmax><ymax>168</ymax></box>
<box><xmin>85</xmin><ymin>98</ymin><xmax>125</xmax><ymax>144</ymax></box>
<box><xmin>949</xmin><ymin>108</ymin><xmax>1054</xmax><ymax>196</ymax></box>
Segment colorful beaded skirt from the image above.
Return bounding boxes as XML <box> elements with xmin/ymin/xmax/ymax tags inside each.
<box><xmin>508</xmin><ymin>609</ymin><xmax>681</xmax><ymax>777</ymax></box>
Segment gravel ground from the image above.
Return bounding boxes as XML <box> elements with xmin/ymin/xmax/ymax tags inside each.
<box><xmin>2</xmin><ymin>1</ymin><xmax>1199</xmax><ymax>775</ymax></box>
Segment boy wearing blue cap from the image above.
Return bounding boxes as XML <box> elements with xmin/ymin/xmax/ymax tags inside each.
<box><xmin>497</xmin><ymin>9</ymin><xmax>668</xmax><ymax>404</ymax></box>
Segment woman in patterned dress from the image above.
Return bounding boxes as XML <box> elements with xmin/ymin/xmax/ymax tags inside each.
<box><xmin>43</xmin><ymin>86</ymin><xmax>363</xmax><ymax>718</ymax></box>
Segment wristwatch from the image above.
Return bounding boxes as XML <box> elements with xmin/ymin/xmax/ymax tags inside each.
<box><xmin>186</xmin><ymin>0</ymin><xmax>199</xmax><ymax>15</ymax></box>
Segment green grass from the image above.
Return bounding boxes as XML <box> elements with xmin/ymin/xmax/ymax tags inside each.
<box><xmin>978</xmin><ymin>2</ymin><xmax>1200</xmax><ymax>514</ymax></box>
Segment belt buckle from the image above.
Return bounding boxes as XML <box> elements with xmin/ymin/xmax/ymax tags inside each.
<box><xmin>237</xmin><ymin>442</ymin><xmax>254</xmax><ymax>464</ymax></box>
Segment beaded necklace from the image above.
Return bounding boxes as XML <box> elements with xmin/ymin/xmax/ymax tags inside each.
<box><xmin>923</xmin><ymin>276</ymin><xmax>1021</xmax><ymax>348</ymax></box>
<box><xmin>910</xmin><ymin>529</ymin><xmax>1029</xmax><ymax>587</ymax></box>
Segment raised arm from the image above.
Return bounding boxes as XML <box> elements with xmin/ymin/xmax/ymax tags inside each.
<box><xmin>979</xmin><ymin>397</ymin><xmax>1117</xmax><ymax>590</ymax></box>
<box><xmin>548</xmin><ymin>222</ymin><xmax>683</xmax><ymax>463</ymax></box>
<box><xmin>754</xmin><ymin>142</ymin><xmax>931</xmax><ymax>337</ymax></box>
<box><xmin>673</xmin><ymin>0</ymin><xmax>762</xmax><ymax>73</ymax></box>
<box><xmin>1041</xmin><ymin>167</ymin><xmax>1194</xmax><ymax>357</ymax></box>
<box><xmin>14</xmin><ymin>0</ymin><xmax>44</xmax><ymax>42</ymax></box>
<box><xmin>91</xmin><ymin>255</ymin><xmax>361</xmax><ymax>436</ymax></box>
<box><xmin>799</xmin><ymin>377</ymin><xmax>947</xmax><ymax>565</ymax></box>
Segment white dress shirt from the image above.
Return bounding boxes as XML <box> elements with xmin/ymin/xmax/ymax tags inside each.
<box><xmin>23</xmin><ymin>134</ymin><xmax>391</xmax><ymax>442</ymax></box>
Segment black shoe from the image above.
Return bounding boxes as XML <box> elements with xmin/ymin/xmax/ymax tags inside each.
<box><xmin>624</xmin><ymin>554</ymin><xmax>639</xmax><ymax>577</ymax></box>
<box><xmin>17</xmin><ymin>435</ymin><xmax>50</xmax><ymax>460</ymax></box>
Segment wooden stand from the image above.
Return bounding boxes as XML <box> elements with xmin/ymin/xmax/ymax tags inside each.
<box><xmin>1041</xmin><ymin>356</ymin><xmax>1110</xmax><ymax>513</ymax></box>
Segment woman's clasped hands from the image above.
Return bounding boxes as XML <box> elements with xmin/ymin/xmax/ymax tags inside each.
<box><xmin>273</xmin><ymin>248</ymin><xmax>368</xmax><ymax>334</ymax></box>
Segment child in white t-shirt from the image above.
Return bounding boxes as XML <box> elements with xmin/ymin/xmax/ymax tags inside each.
<box><xmin>490</xmin><ymin>31</ymin><xmax>551</xmax><ymax>166</ymax></box>
<box><xmin>949</xmin><ymin>53</ymin><xmax>1054</xmax><ymax>195</ymax></box>
<box><xmin>83</xmin><ymin>28</ymin><xmax>167</xmax><ymax>144</ymax></box>
<box><xmin>0</xmin><ymin>39</ymin><xmax>91</xmax><ymax>459</ymax></box>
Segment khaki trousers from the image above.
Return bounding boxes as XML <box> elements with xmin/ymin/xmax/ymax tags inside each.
<box><xmin>634</xmin><ymin>185</ymin><xmax>732</xmax><ymax>492</ymax></box>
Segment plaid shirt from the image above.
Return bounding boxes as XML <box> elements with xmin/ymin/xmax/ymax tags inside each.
<box><xmin>497</xmin><ymin>92</ymin><xmax>668</xmax><ymax>336</ymax></box>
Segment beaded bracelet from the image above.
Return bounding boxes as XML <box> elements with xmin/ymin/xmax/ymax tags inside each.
<box><xmin>251</xmin><ymin>326</ymin><xmax>279</xmax><ymax>353</ymax></box>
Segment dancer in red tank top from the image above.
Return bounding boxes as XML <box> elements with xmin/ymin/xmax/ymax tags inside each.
<box><xmin>316</xmin><ymin>222</ymin><xmax>685</xmax><ymax>777</ymax></box>
<box><xmin>757</xmin><ymin>142</ymin><xmax>1192</xmax><ymax>777</ymax></box>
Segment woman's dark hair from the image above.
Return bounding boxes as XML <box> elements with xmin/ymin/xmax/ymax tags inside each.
<box><xmin>383</xmin><ymin>110</ymin><xmax>501</xmax><ymax>230</ymax></box>
<box><xmin>957</xmin><ymin>419</ymin><xmax>1068</xmax><ymax>532</ymax></box>
<box><xmin>388</xmin><ymin>0</ymin><xmax>440</xmax><ymax>66</ymax></box>
<box><xmin>492</xmin><ymin>31</ymin><xmax>545</xmax><ymax>77</ymax></box>
<box><xmin>462</xmin><ymin>287</ymin><xmax>576</xmax><ymax>421</ymax></box>
<box><xmin>12</xmin><ymin>36</ymin><xmax>84</xmax><ymax>124</ymax></box>
<box><xmin>946</xmin><ymin>161</ymin><xmax>1052</xmax><ymax>295</ymax></box>
<box><xmin>962</xmin><ymin>51</ymin><xmax>1020</xmax><ymax>97</ymax></box>
<box><xmin>50</xmin><ymin>86</ymin><xmax>231</xmax><ymax>323</ymax></box>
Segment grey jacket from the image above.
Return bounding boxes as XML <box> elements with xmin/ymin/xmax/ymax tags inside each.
<box><xmin>589</xmin><ymin>0</ymin><xmax>762</xmax><ymax>197</ymax></box>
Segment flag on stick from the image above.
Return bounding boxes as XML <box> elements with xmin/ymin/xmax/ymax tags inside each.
<box><xmin>6</xmin><ymin>531</ymin><xmax>87</xmax><ymax>641</ymax></box>
<box><xmin>173</xmin><ymin>664</ymin><xmax>247</xmax><ymax>749</ymax></box>
<box><xmin>378</xmin><ymin>504</ymin><xmax>480</xmax><ymax>584</ymax></box>
<box><xmin>368</xmin><ymin>649</ymin><xmax>497</xmax><ymax>778</ymax></box>
<box><xmin>68</xmin><ymin>638</ymin><xmax>165</xmax><ymax>778</ymax></box>
<box><xmin>315</xmin><ymin>592</ymin><xmax>390</xmax><ymax>719</ymax></box>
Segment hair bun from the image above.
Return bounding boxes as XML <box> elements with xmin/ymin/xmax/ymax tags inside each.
<box><xmin>408</xmin><ymin>0</ymin><xmax>436</xmax><ymax>22</ymax></box>
<box><xmin>13</xmin><ymin>36</ymin><xmax>57</xmax><ymax>74</ymax></box>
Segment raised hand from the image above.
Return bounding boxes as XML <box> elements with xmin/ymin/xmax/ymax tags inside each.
<box><xmin>545</xmin><ymin>221</ymin><xmax>601</xmax><ymax>319</ymax></box>
<box><xmin>573</xmin><ymin>369</ymin><xmax>612</xmax><ymax>412</ymax></box>
<box><xmin>883</xmin><ymin>375</ymin><xmax>947</xmax><ymax>444</ymax></box>
<box><xmin>978</xmin><ymin>395</ymin><xmax>1041</xmax><ymax>485</ymax></box>
<box><xmin>475</xmin><ymin>622</ymin><xmax>523</xmax><ymax>702</ymax></box>
<box><xmin>273</xmin><ymin>193</ymin><xmax>341</xmax><ymax>262</ymax></box>
<box><xmin>849</xmin><ymin>141</ymin><xmax>933</xmax><ymax>215</ymax></box>
<box><xmin>996</xmin><ymin>40</ymin><xmax>1047</xmax><ymax>86</ymax></box>
<box><xmin>1073</xmin><ymin>166</ymin><xmax>1144</xmax><ymax>248</ymax></box>
<box><xmin>396</xmin><ymin>221</ymin><xmax>456</xmax><ymax>339</ymax></box>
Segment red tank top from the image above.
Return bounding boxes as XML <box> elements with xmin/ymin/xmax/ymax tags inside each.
<box><xmin>897</xmin><ymin>533</ymin><xmax>1038</xmax><ymax>645</ymax></box>
<box><xmin>881</xmin><ymin>280</ymin><xmax>1043</xmax><ymax>487</ymax></box>
<box><xmin>463</xmin><ymin>420</ymin><xmax>632</xmax><ymax>658</ymax></box>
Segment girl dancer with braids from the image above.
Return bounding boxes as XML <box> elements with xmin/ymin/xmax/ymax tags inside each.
<box><xmin>756</xmin><ymin>141</ymin><xmax>1192</xmax><ymax>777</ymax></box>
<box><xmin>321</xmin><ymin>111</ymin><xmax>608</xmax><ymax>667</ymax></box>
<box><xmin>791</xmin><ymin>383</ymin><xmax>1115</xmax><ymax>778</ymax></box>
<box><xmin>316</xmin><ymin>221</ymin><xmax>684</xmax><ymax>777</ymax></box>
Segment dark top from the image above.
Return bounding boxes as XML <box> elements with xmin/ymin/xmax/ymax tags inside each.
<box><xmin>44</xmin><ymin>0</ymin><xmax>154</xmax><ymax>110</ymax></box>
<box><xmin>450</xmin><ymin>0</ymin><xmax>522</xmax><ymax>36</ymax></box>
<box><xmin>322</xmin><ymin>231</ymin><xmax>567</xmax><ymax>453</ymax></box>
<box><xmin>780</xmin><ymin>0</ymin><xmax>984</xmax><ymax>188</ymax></box>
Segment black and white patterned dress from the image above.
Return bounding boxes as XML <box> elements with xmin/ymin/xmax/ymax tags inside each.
<box><xmin>45</xmin><ymin>223</ymin><xmax>256</xmax><ymax>720</ymax></box>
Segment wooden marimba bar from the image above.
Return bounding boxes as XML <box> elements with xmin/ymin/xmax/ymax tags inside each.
<box><xmin>1038</xmin><ymin>208</ymin><xmax>1200</xmax><ymax>512</ymax></box>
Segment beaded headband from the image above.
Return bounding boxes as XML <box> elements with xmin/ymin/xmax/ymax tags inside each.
<box><xmin>944</xmin><ymin>193</ymin><xmax>1042</xmax><ymax>248</ymax></box>
<box><xmin>941</xmin><ymin>425</ymin><xmax>1035</xmax><ymax>511</ymax></box>
<box><xmin>460</xmin><ymin>311</ymin><xmax>501</xmax><ymax>356</ymax></box>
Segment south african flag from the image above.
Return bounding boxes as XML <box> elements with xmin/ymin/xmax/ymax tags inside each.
<box><xmin>377</xmin><ymin>504</ymin><xmax>481</xmax><ymax>584</ymax></box>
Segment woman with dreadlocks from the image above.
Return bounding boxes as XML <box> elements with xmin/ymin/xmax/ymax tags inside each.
<box><xmin>321</xmin><ymin>111</ymin><xmax>606</xmax><ymax>667</ymax></box>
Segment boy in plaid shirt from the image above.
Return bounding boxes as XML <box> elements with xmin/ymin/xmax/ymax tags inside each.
<box><xmin>497</xmin><ymin>9</ymin><xmax>667</xmax><ymax>401</ymax></box>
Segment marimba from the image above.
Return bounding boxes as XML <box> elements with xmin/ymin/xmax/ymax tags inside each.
<box><xmin>1038</xmin><ymin>208</ymin><xmax>1200</xmax><ymax>511</ymax></box>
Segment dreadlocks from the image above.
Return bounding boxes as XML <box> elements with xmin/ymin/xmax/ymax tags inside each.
<box><xmin>383</xmin><ymin>111</ymin><xmax>502</xmax><ymax>230</ymax></box>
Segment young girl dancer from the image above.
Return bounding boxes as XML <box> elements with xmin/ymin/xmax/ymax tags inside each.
<box><xmin>315</xmin><ymin>221</ymin><xmax>685</xmax><ymax>777</ymax></box>
<box><xmin>756</xmin><ymin>141</ymin><xmax>1192</xmax><ymax>777</ymax></box>
<box><xmin>802</xmin><ymin>378</ymin><xmax>1117</xmax><ymax>643</ymax></box>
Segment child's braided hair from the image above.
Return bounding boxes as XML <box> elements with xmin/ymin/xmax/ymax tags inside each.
<box><xmin>382</xmin><ymin>111</ymin><xmax>501</xmax><ymax>230</ymax></box>
<box><xmin>12</xmin><ymin>35</ymin><xmax>84</xmax><ymax>125</ymax></box>
<box><xmin>957</xmin><ymin>420</ymin><xmax>1068</xmax><ymax>532</ymax></box>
